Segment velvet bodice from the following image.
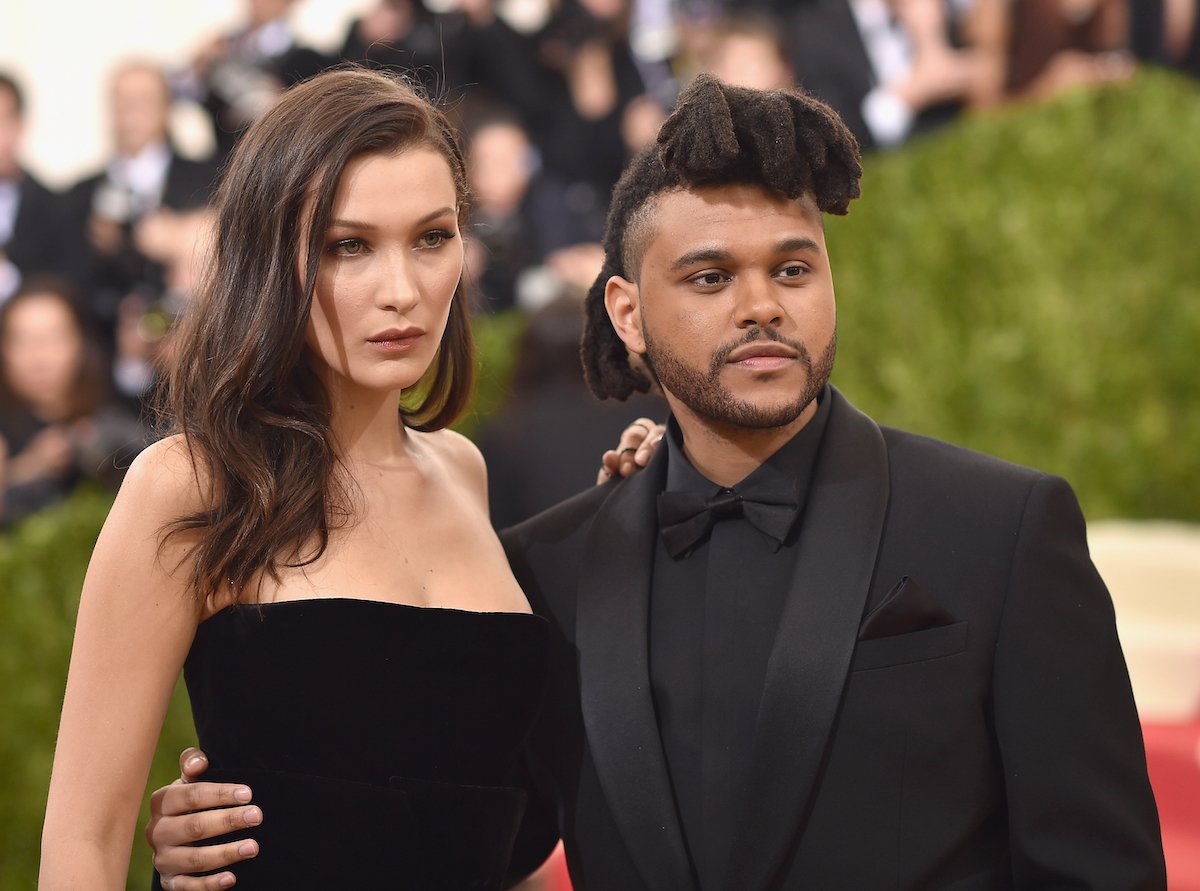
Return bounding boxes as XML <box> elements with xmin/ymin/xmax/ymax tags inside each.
<box><xmin>157</xmin><ymin>598</ymin><xmax>549</xmax><ymax>889</ymax></box>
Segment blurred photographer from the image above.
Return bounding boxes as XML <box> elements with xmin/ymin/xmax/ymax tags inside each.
<box><xmin>65</xmin><ymin>62</ymin><xmax>216</xmax><ymax>347</ymax></box>
<box><xmin>0</xmin><ymin>278</ymin><xmax>147</xmax><ymax>527</ymax></box>
<box><xmin>170</xmin><ymin>0</ymin><xmax>329</xmax><ymax>162</ymax></box>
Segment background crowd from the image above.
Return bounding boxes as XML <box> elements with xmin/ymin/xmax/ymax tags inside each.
<box><xmin>1</xmin><ymin>0</ymin><xmax>1198</xmax><ymax>529</ymax></box>
<box><xmin>2</xmin><ymin>2</ymin><xmax>1199</xmax><ymax>887</ymax></box>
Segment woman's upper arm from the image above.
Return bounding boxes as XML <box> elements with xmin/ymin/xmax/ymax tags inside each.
<box><xmin>40</xmin><ymin>437</ymin><xmax>206</xmax><ymax>883</ymax></box>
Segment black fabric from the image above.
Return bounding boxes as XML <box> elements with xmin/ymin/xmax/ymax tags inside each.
<box><xmin>649</xmin><ymin>393</ymin><xmax>829</xmax><ymax>889</ymax></box>
<box><xmin>160</xmin><ymin>599</ymin><xmax>548</xmax><ymax>889</ymax></box>
<box><xmin>501</xmin><ymin>387</ymin><xmax>1164</xmax><ymax>891</ymax></box>
<box><xmin>657</xmin><ymin>487</ymin><xmax>797</xmax><ymax>557</ymax></box>
<box><xmin>63</xmin><ymin>151</ymin><xmax>218</xmax><ymax>332</ymax></box>
<box><xmin>786</xmin><ymin>0</ymin><xmax>964</xmax><ymax>152</ymax></box>
<box><xmin>3</xmin><ymin>171</ymin><xmax>70</xmax><ymax>281</ymax></box>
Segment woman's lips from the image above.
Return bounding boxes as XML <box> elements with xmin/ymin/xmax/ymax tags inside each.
<box><xmin>367</xmin><ymin>328</ymin><xmax>423</xmax><ymax>353</ymax></box>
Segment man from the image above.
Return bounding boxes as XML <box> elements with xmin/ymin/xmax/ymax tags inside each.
<box><xmin>145</xmin><ymin>75</ymin><xmax>1164</xmax><ymax>889</ymax></box>
<box><xmin>0</xmin><ymin>72</ymin><xmax>67</xmax><ymax>305</ymax></box>
<box><xmin>64</xmin><ymin>61</ymin><xmax>217</xmax><ymax>339</ymax></box>
<box><xmin>786</xmin><ymin>0</ymin><xmax>983</xmax><ymax>151</ymax></box>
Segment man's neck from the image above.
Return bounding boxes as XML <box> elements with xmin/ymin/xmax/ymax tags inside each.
<box><xmin>670</xmin><ymin>397</ymin><xmax>818</xmax><ymax>488</ymax></box>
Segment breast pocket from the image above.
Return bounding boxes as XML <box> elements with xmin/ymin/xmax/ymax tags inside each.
<box><xmin>850</xmin><ymin>621</ymin><xmax>969</xmax><ymax>672</ymax></box>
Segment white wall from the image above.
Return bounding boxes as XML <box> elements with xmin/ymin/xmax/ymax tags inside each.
<box><xmin>0</xmin><ymin>0</ymin><xmax>375</xmax><ymax>188</ymax></box>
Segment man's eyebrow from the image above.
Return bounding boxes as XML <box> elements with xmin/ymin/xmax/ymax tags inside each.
<box><xmin>777</xmin><ymin>237</ymin><xmax>821</xmax><ymax>254</ymax></box>
<box><xmin>669</xmin><ymin>248</ymin><xmax>732</xmax><ymax>271</ymax></box>
<box><xmin>668</xmin><ymin>238</ymin><xmax>822</xmax><ymax>271</ymax></box>
<box><xmin>327</xmin><ymin>207</ymin><xmax>457</xmax><ymax>231</ymax></box>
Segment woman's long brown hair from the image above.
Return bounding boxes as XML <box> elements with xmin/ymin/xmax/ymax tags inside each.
<box><xmin>158</xmin><ymin>68</ymin><xmax>474</xmax><ymax>605</ymax></box>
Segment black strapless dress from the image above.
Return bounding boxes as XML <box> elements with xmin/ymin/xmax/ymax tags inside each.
<box><xmin>153</xmin><ymin>598</ymin><xmax>548</xmax><ymax>889</ymax></box>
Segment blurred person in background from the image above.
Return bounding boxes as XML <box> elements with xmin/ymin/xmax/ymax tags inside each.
<box><xmin>0</xmin><ymin>278</ymin><xmax>146</xmax><ymax>527</ymax></box>
<box><xmin>336</xmin><ymin>0</ymin><xmax>474</xmax><ymax>100</ymax></box>
<box><xmin>471</xmin><ymin>0</ymin><xmax>665</xmax><ymax>250</ymax></box>
<box><xmin>1130</xmin><ymin>0</ymin><xmax>1199</xmax><ymax>76</ymax></box>
<box><xmin>463</xmin><ymin>111</ymin><xmax>545</xmax><ymax>313</ymax></box>
<box><xmin>699</xmin><ymin>12</ymin><xmax>795</xmax><ymax>91</ymax></box>
<box><xmin>64</xmin><ymin>61</ymin><xmax>217</xmax><ymax>352</ymax></box>
<box><xmin>479</xmin><ymin>294</ymin><xmax>664</xmax><ymax>527</ymax></box>
<box><xmin>0</xmin><ymin>72</ymin><xmax>70</xmax><ymax>306</ymax></box>
<box><xmin>968</xmin><ymin>0</ymin><xmax>1135</xmax><ymax>105</ymax></box>
<box><xmin>170</xmin><ymin>0</ymin><xmax>327</xmax><ymax>162</ymax></box>
<box><xmin>787</xmin><ymin>0</ymin><xmax>987</xmax><ymax>150</ymax></box>
<box><xmin>110</xmin><ymin>207</ymin><xmax>214</xmax><ymax>414</ymax></box>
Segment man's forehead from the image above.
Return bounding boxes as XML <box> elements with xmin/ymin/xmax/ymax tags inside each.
<box><xmin>656</xmin><ymin>182</ymin><xmax>820</xmax><ymax>219</ymax></box>
<box><xmin>643</xmin><ymin>183</ymin><xmax>824</xmax><ymax>252</ymax></box>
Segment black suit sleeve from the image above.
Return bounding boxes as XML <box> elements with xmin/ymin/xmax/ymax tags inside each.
<box><xmin>992</xmin><ymin>474</ymin><xmax>1165</xmax><ymax>889</ymax></box>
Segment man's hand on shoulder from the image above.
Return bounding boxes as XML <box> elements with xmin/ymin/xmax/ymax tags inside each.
<box><xmin>597</xmin><ymin>417</ymin><xmax>665</xmax><ymax>484</ymax></box>
<box><xmin>146</xmin><ymin>747</ymin><xmax>261</xmax><ymax>890</ymax></box>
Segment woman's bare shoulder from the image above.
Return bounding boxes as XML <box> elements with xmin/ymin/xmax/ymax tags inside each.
<box><xmin>413</xmin><ymin>428</ymin><xmax>487</xmax><ymax>501</ymax></box>
<box><xmin>118</xmin><ymin>434</ymin><xmax>210</xmax><ymax>519</ymax></box>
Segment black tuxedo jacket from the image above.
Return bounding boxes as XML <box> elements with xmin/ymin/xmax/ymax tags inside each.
<box><xmin>502</xmin><ymin>388</ymin><xmax>1164</xmax><ymax>890</ymax></box>
<box><xmin>4</xmin><ymin>171</ymin><xmax>68</xmax><ymax>279</ymax></box>
<box><xmin>66</xmin><ymin>150</ymin><xmax>217</xmax><ymax>224</ymax></box>
<box><xmin>63</xmin><ymin>151</ymin><xmax>218</xmax><ymax>318</ymax></box>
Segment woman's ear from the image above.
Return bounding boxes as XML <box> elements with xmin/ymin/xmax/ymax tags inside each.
<box><xmin>604</xmin><ymin>275</ymin><xmax>646</xmax><ymax>356</ymax></box>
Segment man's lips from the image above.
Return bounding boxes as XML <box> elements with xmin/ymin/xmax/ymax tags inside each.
<box><xmin>725</xmin><ymin>342</ymin><xmax>798</xmax><ymax>369</ymax></box>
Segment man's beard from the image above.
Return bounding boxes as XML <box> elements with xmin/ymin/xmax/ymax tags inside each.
<box><xmin>642</xmin><ymin>323</ymin><xmax>836</xmax><ymax>430</ymax></box>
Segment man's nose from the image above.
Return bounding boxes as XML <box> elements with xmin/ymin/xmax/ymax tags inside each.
<box><xmin>734</xmin><ymin>274</ymin><xmax>784</xmax><ymax>329</ymax></box>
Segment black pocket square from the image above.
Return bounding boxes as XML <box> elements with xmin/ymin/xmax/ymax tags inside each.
<box><xmin>858</xmin><ymin>575</ymin><xmax>957</xmax><ymax>641</ymax></box>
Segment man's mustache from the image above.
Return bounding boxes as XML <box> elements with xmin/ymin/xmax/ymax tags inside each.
<box><xmin>709</xmin><ymin>327</ymin><xmax>812</xmax><ymax>375</ymax></box>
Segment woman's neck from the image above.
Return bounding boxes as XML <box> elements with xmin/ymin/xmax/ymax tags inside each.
<box><xmin>326</xmin><ymin>381</ymin><xmax>411</xmax><ymax>468</ymax></box>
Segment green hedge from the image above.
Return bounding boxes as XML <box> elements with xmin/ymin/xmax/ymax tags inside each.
<box><xmin>4</xmin><ymin>70</ymin><xmax>1198</xmax><ymax>887</ymax></box>
<box><xmin>0</xmin><ymin>489</ymin><xmax>197</xmax><ymax>888</ymax></box>
<box><xmin>828</xmin><ymin>70</ymin><xmax>1200</xmax><ymax>521</ymax></box>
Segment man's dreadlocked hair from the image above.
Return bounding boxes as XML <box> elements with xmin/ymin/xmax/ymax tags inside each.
<box><xmin>581</xmin><ymin>74</ymin><xmax>863</xmax><ymax>400</ymax></box>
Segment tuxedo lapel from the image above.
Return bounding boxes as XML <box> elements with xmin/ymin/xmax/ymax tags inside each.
<box><xmin>723</xmin><ymin>389</ymin><xmax>890</xmax><ymax>890</ymax></box>
<box><xmin>576</xmin><ymin>447</ymin><xmax>696</xmax><ymax>891</ymax></box>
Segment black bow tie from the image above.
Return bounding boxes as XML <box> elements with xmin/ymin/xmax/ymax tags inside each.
<box><xmin>657</xmin><ymin>487</ymin><xmax>799</xmax><ymax>558</ymax></box>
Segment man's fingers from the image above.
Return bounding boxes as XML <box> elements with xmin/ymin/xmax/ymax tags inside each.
<box><xmin>617</xmin><ymin>418</ymin><xmax>657</xmax><ymax>450</ymax></box>
<box><xmin>178</xmin><ymin>747</ymin><xmax>209</xmax><ymax>781</ymax></box>
<box><xmin>158</xmin><ymin>868</ymin><xmax>238</xmax><ymax>891</ymax></box>
<box><xmin>617</xmin><ymin>419</ymin><xmax>665</xmax><ymax>471</ymax></box>
<box><xmin>158</xmin><ymin>782</ymin><xmax>255</xmax><ymax>818</ymax></box>
<box><xmin>155</xmin><ymin>835</ymin><xmax>258</xmax><ymax>887</ymax></box>
<box><xmin>597</xmin><ymin>449</ymin><xmax>620</xmax><ymax>484</ymax></box>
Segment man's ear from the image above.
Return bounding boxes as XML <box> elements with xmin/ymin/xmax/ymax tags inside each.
<box><xmin>604</xmin><ymin>275</ymin><xmax>646</xmax><ymax>355</ymax></box>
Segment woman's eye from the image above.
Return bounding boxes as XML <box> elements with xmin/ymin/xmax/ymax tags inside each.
<box><xmin>331</xmin><ymin>239</ymin><xmax>365</xmax><ymax>257</ymax></box>
<box><xmin>419</xmin><ymin>229</ymin><xmax>454</xmax><ymax>249</ymax></box>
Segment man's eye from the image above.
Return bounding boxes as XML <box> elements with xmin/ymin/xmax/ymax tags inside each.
<box><xmin>778</xmin><ymin>264</ymin><xmax>807</xmax><ymax>278</ymax></box>
<box><xmin>693</xmin><ymin>272</ymin><xmax>725</xmax><ymax>286</ymax></box>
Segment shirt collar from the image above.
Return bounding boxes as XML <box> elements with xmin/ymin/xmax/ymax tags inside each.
<box><xmin>663</xmin><ymin>383</ymin><xmax>833</xmax><ymax>514</ymax></box>
<box><xmin>0</xmin><ymin>179</ymin><xmax>19</xmax><ymax>245</ymax></box>
<box><xmin>108</xmin><ymin>140</ymin><xmax>171</xmax><ymax>204</ymax></box>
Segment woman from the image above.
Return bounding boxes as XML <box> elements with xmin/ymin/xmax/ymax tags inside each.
<box><xmin>40</xmin><ymin>68</ymin><xmax>651</xmax><ymax>889</ymax></box>
<box><xmin>1</xmin><ymin>277</ymin><xmax>145</xmax><ymax>525</ymax></box>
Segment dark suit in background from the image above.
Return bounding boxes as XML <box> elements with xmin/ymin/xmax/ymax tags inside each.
<box><xmin>64</xmin><ymin>148</ymin><xmax>217</xmax><ymax>334</ymax></box>
<box><xmin>503</xmin><ymin>387</ymin><xmax>1164</xmax><ymax>890</ymax></box>
<box><xmin>787</xmin><ymin>0</ymin><xmax>963</xmax><ymax>151</ymax></box>
<box><xmin>479</xmin><ymin>296</ymin><xmax>665</xmax><ymax>529</ymax></box>
<box><xmin>2</xmin><ymin>171</ymin><xmax>69</xmax><ymax>287</ymax></box>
